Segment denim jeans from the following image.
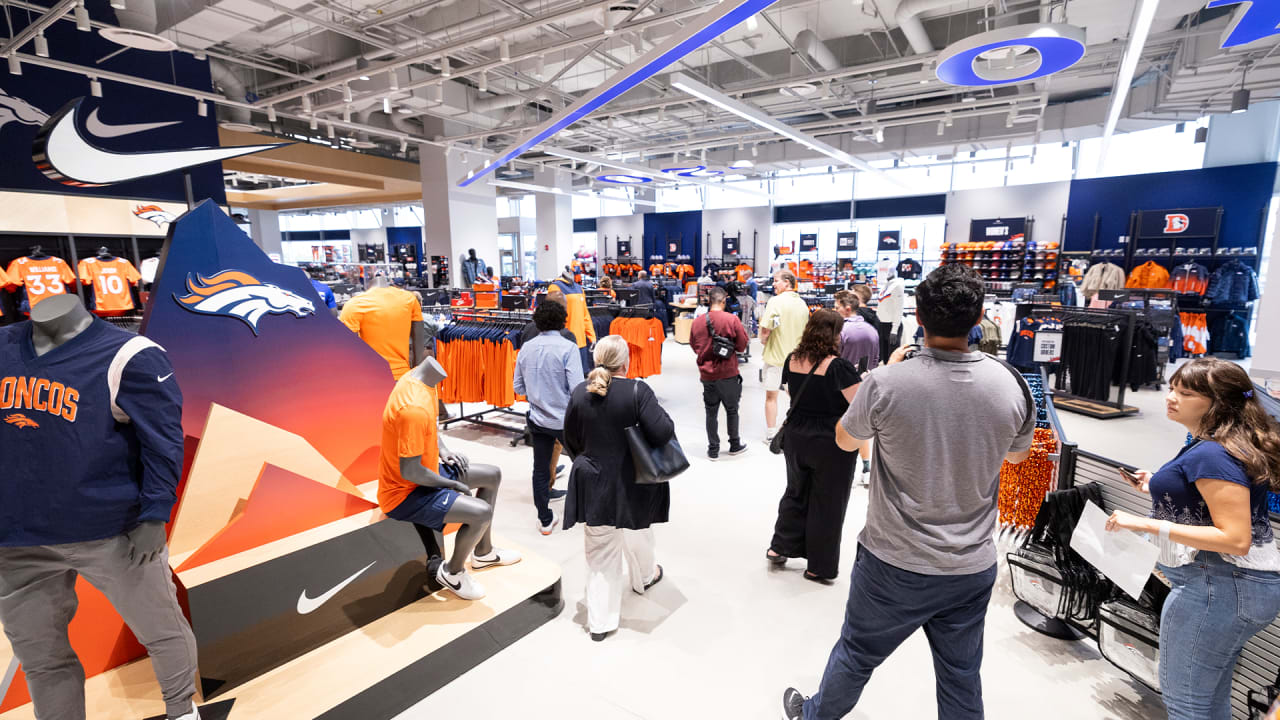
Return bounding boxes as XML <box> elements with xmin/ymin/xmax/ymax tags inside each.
<box><xmin>528</xmin><ymin>420</ymin><xmax>563</xmax><ymax>526</ymax></box>
<box><xmin>804</xmin><ymin>545</ymin><xmax>997</xmax><ymax>720</ymax></box>
<box><xmin>701</xmin><ymin>375</ymin><xmax>742</xmax><ymax>451</ymax></box>
<box><xmin>1158</xmin><ymin>553</ymin><xmax>1280</xmax><ymax>720</ymax></box>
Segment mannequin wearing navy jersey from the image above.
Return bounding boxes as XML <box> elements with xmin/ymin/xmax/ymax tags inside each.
<box><xmin>0</xmin><ymin>296</ymin><xmax>199</xmax><ymax>720</ymax></box>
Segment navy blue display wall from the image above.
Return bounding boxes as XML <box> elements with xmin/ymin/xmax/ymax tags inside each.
<box><xmin>0</xmin><ymin>6</ymin><xmax>223</xmax><ymax>204</ymax></box>
<box><xmin>1064</xmin><ymin>163</ymin><xmax>1278</xmax><ymax>254</ymax></box>
<box><xmin>643</xmin><ymin>210</ymin><xmax>702</xmax><ymax>269</ymax></box>
<box><xmin>386</xmin><ymin>226</ymin><xmax>423</xmax><ymax>276</ymax></box>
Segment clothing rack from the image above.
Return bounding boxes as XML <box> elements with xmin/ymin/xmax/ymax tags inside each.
<box><xmin>437</xmin><ymin>309</ymin><xmax>532</xmax><ymax>437</ymax></box>
<box><xmin>1016</xmin><ymin>303</ymin><xmax>1139</xmax><ymax>419</ymax></box>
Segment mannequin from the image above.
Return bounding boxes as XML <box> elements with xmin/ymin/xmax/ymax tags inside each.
<box><xmin>1</xmin><ymin>295</ymin><xmax>199</xmax><ymax>720</ymax></box>
<box><xmin>460</xmin><ymin>248</ymin><xmax>486</xmax><ymax>287</ymax></box>
<box><xmin>339</xmin><ymin>273</ymin><xmax>425</xmax><ymax>380</ymax></box>
<box><xmin>380</xmin><ymin>357</ymin><xmax>520</xmax><ymax>601</ymax></box>
<box><xmin>875</xmin><ymin>269</ymin><xmax>906</xmax><ymax>363</ymax></box>
<box><xmin>552</xmin><ymin>266</ymin><xmax>595</xmax><ymax>373</ymax></box>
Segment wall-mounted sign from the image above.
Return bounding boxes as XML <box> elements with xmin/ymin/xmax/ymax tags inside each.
<box><xmin>837</xmin><ymin>231</ymin><xmax>857</xmax><ymax>251</ymax></box>
<box><xmin>722</xmin><ymin>236</ymin><xmax>739</xmax><ymax>255</ymax></box>
<box><xmin>667</xmin><ymin>241</ymin><xmax>679</xmax><ymax>256</ymax></box>
<box><xmin>1209</xmin><ymin>0</ymin><xmax>1280</xmax><ymax>48</ymax></box>
<box><xmin>970</xmin><ymin>217</ymin><xmax>1027</xmax><ymax>243</ymax></box>
<box><xmin>936</xmin><ymin>24</ymin><xmax>1087</xmax><ymax>87</ymax></box>
<box><xmin>878</xmin><ymin>230</ymin><xmax>900</xmax><ymax>252</ymax></box>
<box><xmin>1137</xmin><ymin>207</ymin><xmax>1220</xmax><ymax>239</ymax></box>
<box><xmin>799</xmin><ymin>233</ymin><xmax>818</xmax><ymax>251</ymax></box>
<box><xmin>617</xmin><ymin>239</ymin><xmax>631</xmax><ymax>255</ymax></box>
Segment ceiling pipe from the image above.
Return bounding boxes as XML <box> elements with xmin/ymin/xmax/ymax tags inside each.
<box><xmin>208</xmin><ymin>59</ymin><xmax>252</xmax><ymax>124</ymax></box>
<box><xmin>895</xmin><ymin>0</ymin><xmax>965</xmax><ymax>54</ymax></box>
<box><xmin>794</xmin><ymin>29</ymin><xmax>840</xmax><ymax>71</ymax></box>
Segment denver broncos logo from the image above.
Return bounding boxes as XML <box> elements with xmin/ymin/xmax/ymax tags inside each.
<box><xmin>4</xmin><ymin>413</ymin><xmax>39</xmax><ymax>429</ymax></box>
<box><xmin>134</xmin><ymin>204</ymin><xmax>177</xmax><ymax>228</ymax></box>
<box><xmin>175</xmin><ymin>270</ymin><xmax>314</xmax><ymax>335</ymax></box>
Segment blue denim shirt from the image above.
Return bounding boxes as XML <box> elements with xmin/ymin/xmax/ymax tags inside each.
<box><xmin>513</xmin><ymin>330</ymin><xmax>583</xmax><ymax>430</ymax></box>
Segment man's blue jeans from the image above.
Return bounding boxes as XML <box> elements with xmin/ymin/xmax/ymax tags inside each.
<box><xmin>804</xmin><ymin>545</ymin><xmax>997</xmax><ymax>720</ymax></box>
<box><xmin>1159</xmin><ymin>553</ymin><xmax>1280</xmax><ymax>720</ymax></box>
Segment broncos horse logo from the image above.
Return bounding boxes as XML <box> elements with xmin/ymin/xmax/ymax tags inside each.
<box><xmin>0</xmin><ymin>88</ymin><xmax>48</xmax><ymax>133</ymax></box>
<box><xmin>5</xmin><ymin>413</ymin><xmax>39</xmax><ymax>429</ymax></box>
<box><xmin>134</xmin><ymin>204</ymin><xmax>177</xmax><ymax>227</ymax></box>
<box><xmin>175</xmin><ymin>270</ymin><xmax>314</xmax><ymax>335</ymax></box>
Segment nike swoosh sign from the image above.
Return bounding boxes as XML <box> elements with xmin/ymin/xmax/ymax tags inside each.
<box><xmin>296</xmin><ymin>561</ymin><xmax>376</xmax><ymax>615</ymax></box>
<box><xmin>86</xmin><ymin>107</ymin><xmax>181</xmax><ymax>138</ymax></box>
<box><xmin>157</xmin><ymin>373</ymin><xmax>174</xmax><ymax>382</ymax></box>
<box><xmin>33</xmin><ymin>99</ymin><xmax>288</xmax><ymax>187</ymax></box>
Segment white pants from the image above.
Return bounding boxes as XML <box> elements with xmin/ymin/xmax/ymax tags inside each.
<box><xmin>583</xmin><ymin>526</ymin><xmax>657</xmax><ymax>634</ymax></box>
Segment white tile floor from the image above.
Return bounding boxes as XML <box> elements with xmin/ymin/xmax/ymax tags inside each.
<box><xmin>394</xmin><ymin>340</ymin><xmax>1198</xmax><ymax>720</ymax></box>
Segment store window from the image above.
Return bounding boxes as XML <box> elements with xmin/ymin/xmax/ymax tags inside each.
<box><xmin>774</xmin><ymin>168</ymin><xmax>854</xmax><ymax>205</ymax></box>
<box><xmin>657</xmin><ymin>185</ymin><xmax>704</xmax><ymax>213</ymax></box>
<box><xmin>1004</xmin><ymin>142</ymin><xmax>1075</xmax><ymax>187</ymax></box>
<box><xmin>1077</xmin><ymin>124</ymin><xmax>1206</xmax><ymax>179</ymax></box>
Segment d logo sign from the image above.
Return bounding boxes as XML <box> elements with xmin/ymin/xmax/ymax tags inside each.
<box><xmin>1164</xmin><ymin>214</ymin><xmax>1190</xmax><ymax>234</ymax></box>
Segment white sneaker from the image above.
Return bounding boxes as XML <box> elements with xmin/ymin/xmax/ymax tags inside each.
<box><xmin>539</xmin><ymin>509</ymin><xmax>559</xmax><ymax>536</ymax></box>
<box><xmin>436</xmin><ymin>564</ymin><xmax>486</xmax><ymax>600</ymax></box>
<box><xmin>170</xmin><ymin>702</ymin><xmax>200</xmax><ymax>720</ymax></box>
<box><xmin>763</xmin><ymin>429</ymin><xmax>777</xmax><ymax>446</ymax></box>
<box><xmin>472</xmin><ymin>547</ymin><xmax>523</xmax><ymax>569</ymax></box>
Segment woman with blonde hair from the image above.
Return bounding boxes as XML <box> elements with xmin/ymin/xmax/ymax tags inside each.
<box><xmin>563</xmin><ymin>335</ymin><xmax>676</xmax><ymax>641</ymax></box>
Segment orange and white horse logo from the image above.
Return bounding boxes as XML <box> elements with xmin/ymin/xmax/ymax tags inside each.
<box><xmin>134</xmin><ymin>204</ymin><xmax>177</xmax><ymax>227</ymax></box>
<box><xmin>175</xmin><ymin>270</ymin><xmax>314</xmax><ymax>335</ymax></box>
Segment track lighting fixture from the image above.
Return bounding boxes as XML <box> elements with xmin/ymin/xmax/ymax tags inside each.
<box><xmin>356</xmin><ymin>57</ymin><xmax>371</xmax><ymax>81</ymax></box>
<box><xmin>937</xmin><ymin>120</ymin><xmax>944</xmax><ymax>136</ymax></box>
<box><xmin>342</xmin><ymin>84</ymin><xmax>353</xmax><ymax>103</ymax></box>
<box><xmin>75</xmin><ymin>3</ymin><xmax>90</xmax><ymax>32</ymax></box>
<box><xmin>301</xmin><ymin>94</ymin><xmax>312</xmax><ymax>113</ymax></box>
<box><xmin>326</xmin><ymin>121</ymin><xmax>334</xmax><ymax>139</ymax></box>
<box><xmin>34</xmin><ymin>33</ymin><xmax>49</xmax><ymax>58</ymax></box>
<box><xmin>342</xmin><ymin>106</ymin><xmax>351</xmax><ymax>122</ymax></box>
<box><xmin>500</xmin><ymin>38</ymin><xmax>510</xmax><ymax>62</ymax></box>
<box><xmin>7</xmin><ymin>55</ymin><xmax>20</xmax><ymax>76</ymax></box>
<box><xmin>603</xmin><ymin>7</ymin><xmax>614</xmax><ymax>35</ymax></box>
<box><xmin>388</xmin><ymin>70</ymin><xmax>399</xmax><ymax>91</ymax></box>
<box><xmin>89</xmin><ymin>77</ymin><xmax>102</xmax><ymax>97</ymax></box>
<box><xmin>309</xmin><ymin>116</ymin><xmax>317</xmax><ymax>130</ymax></box>
<box><xmin>267</xmin><ymin>105</ymin><xmax>276</xmax><ymax>122</ymax></box>
<box><xmin>1232</xmin><ymin>63</ymin><xmax>1251</xmax><ymax>114</ymax></box>
<box><xmin>441</xmin><ymin>55</ymin><xmax>451</xmax><ymax>78</ymax></box>
<box><xmin>383</xmin><ymin>97</ymin><xmax>392</xmax><ymax>114</ymax></box>
<box><xmin>197</xmin><ymin>100</ymin><xmax>207</xmax><ymax>117</ymax></box>
<box><xmin>479</xmin><ymin>72</ymin><xmax>488</xmax><ymax>93</ymax></box>
<box><xmin>400</xmin><ymin>137</ymin><xmax>408</xmax><ymax>152</ymax></box>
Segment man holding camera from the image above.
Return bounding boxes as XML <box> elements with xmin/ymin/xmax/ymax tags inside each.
<box><xmin>689</xmin><ymin>286</ymin><xmax>750</xmax><ymax>460</ymax></box>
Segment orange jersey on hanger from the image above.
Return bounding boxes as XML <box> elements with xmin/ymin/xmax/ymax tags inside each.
<box><xmin>77</xmin><ymin>257</ymin><xmax>141</xmax><ymax>314</ymax></box>
<box><xmin>339</xmin><ymin>287</ymin><xmax>424</xmax><ymax>380</ymax></box>
<box><xmin>6</xmin><ymin>256</ymin><xmax>75</xmax><ymax>308</ymax></box>
<box><xmin>1125</xmin><ymin>261</ymin><xmax>1170</xmax><ymax>289</ymax></box>
<box><xmin>735</xmin><ymin>264</ymin><xmax>753</xmax><ymax>282</ymax></box>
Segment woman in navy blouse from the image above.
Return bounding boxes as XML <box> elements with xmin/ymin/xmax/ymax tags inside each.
<box><xmin>1106</xmin><ymin>358</ymin><xmax>1280</xmax><ymax>720</ymax></box>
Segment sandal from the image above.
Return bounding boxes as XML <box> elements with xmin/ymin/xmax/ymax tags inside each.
<box><xmin>638</xmin><ymin>564</ymin><xmax>664</xmax><ymax>593</ymax></box>
<box><xmin>766</xmin><ymin>549</ymin><xmax>786</xmax><ymax>565</ymax></box>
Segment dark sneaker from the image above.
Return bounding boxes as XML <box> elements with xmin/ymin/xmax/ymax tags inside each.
<box><xmin>549</xmin><ymin>488</ymin><xmax>567</xmax><ymax>500</ymax></box>
<box><xmin>781</xmin><ymin>688</ymin><xmax>806</xmax><ymax>720</ymax></box>
<box><xmin>727</xmin><ymin>442</ymin><xmax>748</xmax><ymax>456</ymax></box>
<box><xmin>708</xmin><ymin>447</ymin><xmax>719</xmax><ymax>460</ymax></box>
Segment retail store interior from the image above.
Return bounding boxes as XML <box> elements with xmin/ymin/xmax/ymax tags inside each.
<box><xmin>2</xmin><ymin>0</ymin><xmax>1280</xmax><ymax>719</ymax></box>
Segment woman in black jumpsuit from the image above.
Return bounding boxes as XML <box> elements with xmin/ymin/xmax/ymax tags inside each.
<box><xmin>767</xmin><ymin>310</ymin><xmax>863</xmax><ymax>582</ymax></box>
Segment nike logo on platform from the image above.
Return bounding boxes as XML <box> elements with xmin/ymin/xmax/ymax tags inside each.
<box><xmin>296</xmin><ymin>561</ymin><xmax>375</xmax><ymax>615</ymax></box>
<box><xmin>32</xmin><ymin>99</ymin><xmax>288</xmax><ymax>187</ymax></box>
<box><xmin>157</xmin><ymin>373</ymin><xmax>174</xmax><ymax>382</ymax></box>
<box><xmin>85</xmin><ymin>108</ymin><xmax>181</xmax><ymax>138</ymax></box>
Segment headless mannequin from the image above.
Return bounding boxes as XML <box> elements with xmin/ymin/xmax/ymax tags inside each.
<box><xmin>364</xmin><ymin>273</ymin><xmax>425</xmax><ymax>366</ymax></box>
<box><xmin>30</xmin><ymin>296</ymin><xmax>170</xmax><ymax>563</ymax></box>
<box><xmin>398</xmin><ymin>357</ymin><xmax>504</xmax><ymax>575</ymax></box>
<box><xmin>369</xmin><ymin>273</ymin><xmax>392</xmax><ymax>290</ymax></box>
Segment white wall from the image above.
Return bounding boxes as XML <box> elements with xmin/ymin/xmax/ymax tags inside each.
<box><xmin>596</xmin><ymin>213</ymin><xmax>645</xmax><ymax>259</ymax></box>
<box><xmin>702</xmin><ymin>205</ymin><xmax>773</xmax><ymax>272</ymax></box>
<box><xmin>944</xmin><ymin>181</ymin><xmax>1072</xmax><ymax>247</ymax></box>
<box><xmin>350</xmin><ymin>227</ymin><xmax>385</xmax><ymax>256</ymax></box>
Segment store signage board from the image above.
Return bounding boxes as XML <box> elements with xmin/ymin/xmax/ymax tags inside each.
<box><xmin>1136</xmin><ymin>207</ymin><xmax>1220</xmax><ymax>239</ymax></box>
<box><xmin>936</xmin><ymin>24</ymin><xmax>1087</xmax><ymax>87</ymax></box>
<box><xmin>970</xmin><ymin>217</ymin><xmax>1027</xmax><ymax>243</ymax></box>
<box><xmin>667</xmin><ymin>240</ymin><xmax>680</xmax><ymax>256</ymax></box>
<box><xmin>837</xmin><ymin>231</ymin><xmax>857</xmax><ymax>251</ymax></box>
<box><xmin>1034</xmin><ymin>331</ymin><xmax>1063</xmax><ymax>363</ymax></box>
<box><xmin>878</xmin><ymin>230</ymin><xmax>901</xmax><ymax>252</ymax></box>
<box><xmin>1209</xmin><ymin>0</ymin><xmax>1280</xmax><ymax>48</ymax></box>
<box><xmin>618</xmin><ymin>239</ymin><xmax>631</xmax><ymax>255</ymax></box>
<box><xmin>458</xmin><ymin>0</ymin><xmax>780</xmax><ymax>186</ymax></box>
<box><xmin>799</xmin><ymin>233</ymin><xmax>818</xmax><ymax>251</ymax></box>
<box><xmin>723</xmin><ymin>236</ymin><xmax>739</xmax><ymax>255</ymax></box>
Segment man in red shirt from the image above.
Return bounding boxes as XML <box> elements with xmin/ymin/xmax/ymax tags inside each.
<box><xmin>689</xmin><ymin>287</ymin><xmax>750</xmax><ymax>460</ymax></box>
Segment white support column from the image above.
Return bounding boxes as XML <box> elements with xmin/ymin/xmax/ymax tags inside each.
<box><xmin>419</xmin><ymin>129</ymin><xmax>499</xmax><ymax>286</ymax></box>
<box><xmin>246</xmin><ymin>209</ymin><xmax>282</xmax><ymax>260</ymax></box>
<box><xmin>534</xmin><ymin>166</ymin><xmax>574</xmax><ymax>279</ymax></box>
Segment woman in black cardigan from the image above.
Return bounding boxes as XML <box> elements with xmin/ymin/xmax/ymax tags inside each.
<box><xmin>563</xmin><ymin>335</ymin><xmax>675</xmax><ymax>641</ymax></box>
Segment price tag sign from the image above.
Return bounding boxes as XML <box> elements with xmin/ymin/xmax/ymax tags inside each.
<box><xmin>1034</xmin><ymin>331</ymin><xmax>1063</xmax><ymax>363</ymax></box>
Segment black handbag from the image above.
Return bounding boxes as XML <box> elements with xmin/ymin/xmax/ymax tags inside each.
<box><xmin>706</xmin><ymin>314</ymin><xmax>737</xmax><ymax>360</ymax></box>
<box><xmin>769</xmin><ymin>354</ymin><xmax>819</xmax><ymax>455</ymax></box>
<box><xmin>624</xmin><ymin>380</ymin><xmax>689</xmax><ymax>484</ymax></box>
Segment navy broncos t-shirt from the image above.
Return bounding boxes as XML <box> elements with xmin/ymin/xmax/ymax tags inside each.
<box><xmin>1149</xmin><ymin>439</ymin><xmax>1273</xmax><ymax>550</ymax></box>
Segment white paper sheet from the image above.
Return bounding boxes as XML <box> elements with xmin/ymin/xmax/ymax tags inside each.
<box><xmin>1069</xmin><ymin>500</ymin><xmax>1160</xmax><ymax>601</ymax></box>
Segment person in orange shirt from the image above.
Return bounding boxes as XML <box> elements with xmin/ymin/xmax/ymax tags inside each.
<box><xmin>380</xmin><ymin>357</ymin><xmax>521</xmax><ymax>601</ymax></box>
<box><xmin>339</xmin><ymin>276</ymin><xmax>424</xmax><ymax>379</ymax></box>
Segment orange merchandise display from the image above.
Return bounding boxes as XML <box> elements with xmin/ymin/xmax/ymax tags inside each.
<box><xmin>608</xmin><ymin>315</ymin><xmax>664</xmax><ymax>378</ymax></box>
<box><xmin>997</xmin><ymin>427</ymin><xmax>1058</xmax><ymax>529</ymax></box>
<box><xmin>77</xmin><ymin>256</ymin><xmax>142</xmax><ymax>315</ymax></box>
<box><xmin>5</xmin><ymin>255</ymin><xmax>76</xmax><ymax>309</ymax></box>
<box><xmin>339</xmin><ymin>286</ymin><xmax>424</xmax><ymax>380</ymax></box>
<box><xmin>1125</xmin><ymin>260</ymin><xmax>1170</xmax><ymax>289</ymax></box>
<box><xmin>434</xmin><ymin>318</ymin><xmax>521</xmax><ymax>407</ymax></box>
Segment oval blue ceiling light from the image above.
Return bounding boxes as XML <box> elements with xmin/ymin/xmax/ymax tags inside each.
<box><xmin>662</xmin><ymin>164</ymin><xmax>706</xmax><ymax>175</ymax></box>
<box><xmin>597</xmin><ymin>174</ymin><xmax>652</xmax><ymax>184</ymax></box>
<box><xmin>936</xmin><ymin>24</ymin><xmax>1086</xmax><ymax>88</ymax></box>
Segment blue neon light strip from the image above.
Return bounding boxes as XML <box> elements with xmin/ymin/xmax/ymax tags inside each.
<box><xmin>936</xmin><ymin>36</ymin><xmax>1085</xmax><ymax>87</ymax></box>
<box><xmin>458</xmin><ymin>0</ymin><xmax>779</xmax><ymax>187</ymax></box>
<box><xmin>598</xmin><ymin>174</ymin><xmax>651</xmax><ymax>183</ymax></box>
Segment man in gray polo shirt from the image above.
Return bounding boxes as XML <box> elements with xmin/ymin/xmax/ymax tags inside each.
<box><xmin>783</xmin><ymin>263</ymin><xmax>1034</xmax><ymax>720</ymax></box>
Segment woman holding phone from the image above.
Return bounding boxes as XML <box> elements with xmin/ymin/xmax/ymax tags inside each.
<box><xmin>1105</xmin><ymin>358</ymin><xmax>1280</xmax><ymax>720</ymax></box>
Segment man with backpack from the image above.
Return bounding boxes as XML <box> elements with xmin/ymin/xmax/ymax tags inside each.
<box><xmin>689</xmin><ymin>287</ymin><xmax>750</xmax><ymax>460</ymax></box>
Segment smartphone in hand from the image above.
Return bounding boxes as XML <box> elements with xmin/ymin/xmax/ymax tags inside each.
<box><xmin>1119</xmin><ymin>468</ymin><xmax>1145</xmax><ymax>491</ymax></box>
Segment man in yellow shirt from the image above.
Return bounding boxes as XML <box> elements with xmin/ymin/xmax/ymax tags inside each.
<box><xmin>759</xmin><ymin>270</ymin><xmax>809</xmax><ymax>443</ymax></box>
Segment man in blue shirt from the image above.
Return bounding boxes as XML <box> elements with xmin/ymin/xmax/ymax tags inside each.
<box><xmin>514</xmin><ymin>301</ymin><xmax>583</xmax><ymax>534</ymax></box>
<box><xmin>309</xmin><ymin>276</ymin><xmax>337</xmax><ymax>314</ymax></box>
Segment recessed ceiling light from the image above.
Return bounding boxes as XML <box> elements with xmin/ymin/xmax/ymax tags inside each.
<box><xmin>730</xmin><ymin>159</ymin><xmax>754</xmax><ymax>169</ymax></box>
<box><xmin>350</xmin><ymin>139</ymin><xmax>378</xmax><ymax>149</ymax></box>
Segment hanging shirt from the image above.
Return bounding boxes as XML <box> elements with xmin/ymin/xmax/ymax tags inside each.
<box><xmin>377</xmin><ymin>374</ymin><xmax>440</xmax><ymax>514</ymax></box>
<box><xmin>1125</xmin><ymin>261</ymin><xmax>1170</xmax><ymax>289</ymax></box>
<box><xmin>1169</xmin><ymin>263</ymin><xmax>1210</xmax><ymax>296</ymax></box>
<box><xmin>339</xmin><ymin>286</ymin><xmax>424</xmax><ymax>380</ymax></box>
<box><xmin>876</xmin><ymin>278</ymin><xmax>906</xmax><ymax>331</ymax></box>
<box><xmin>140</xmin><ymin>256</ymin><xmax>160</xmax><ymax>285</ymax></box>
<box><xmin>5</xmin><ymin>256</ymin><xmax>76</xmax><ymax>310</ymax></box>
<box><xmin>896</xmin><ymin>258</ymin><xmax>923</xmax><ymax>280</ymax></box>
<box><xmin>0</xmin><ymin>319</ymin><xmax>184</xmax><ymax>546</ymax></box>
<box><xmin>78</xmin><ymin>256</ymin><xmax>142</xmax><ymax>315</ymax></box>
